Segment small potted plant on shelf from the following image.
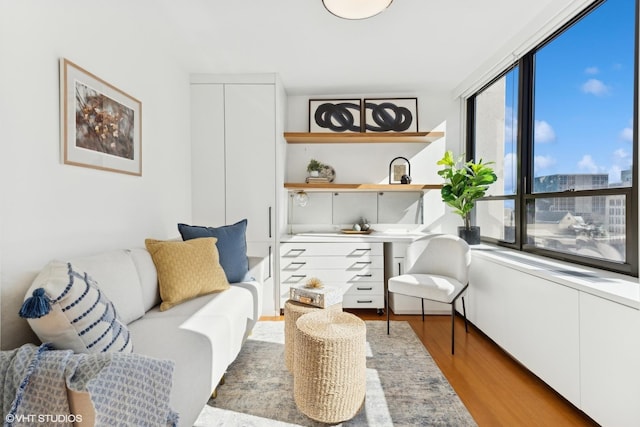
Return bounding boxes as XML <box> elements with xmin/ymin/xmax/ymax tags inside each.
<box><xmin>437</xmin><ymin>150</ymin><xmax>497</xmax><ymax>244</ymax></box>
<box><xmin>307</xmin><ymin>159</ymin><xmax>324</xmax><ymax>177</ymax></box>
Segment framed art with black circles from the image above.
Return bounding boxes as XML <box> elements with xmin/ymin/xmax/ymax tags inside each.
<box><xmin>309</xmin><ymin>99</ymin><xmax>362</xmax><ymax>133</ymax></box>
<box><xmin>363</xmin><ymin>98</ymin><xmax>417</xmax><ymax>133</ymax></box>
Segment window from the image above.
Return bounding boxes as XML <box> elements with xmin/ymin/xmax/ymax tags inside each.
<box><xmin>470</xmin><ymin>0</ymin><xmax>637</xmax><ymax>275</ymax></box>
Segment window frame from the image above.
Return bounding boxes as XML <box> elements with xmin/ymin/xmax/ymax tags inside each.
<box><xmin>467</xmin><ymin>0</ymin><xmax>639</xmax><ymax>276</ymax></box>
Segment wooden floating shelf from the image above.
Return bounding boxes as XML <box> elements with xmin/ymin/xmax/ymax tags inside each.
<box><xmin>284</xmin><ymin>131</ymin><xmax>444</xmax><ymax>144</ymax></box>
<box><xmin>284</xmin><ymin>183</ymin><xmax>442</xmax><ymax>191</ymax></box>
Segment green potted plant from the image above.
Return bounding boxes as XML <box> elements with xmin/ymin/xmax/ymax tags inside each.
<box><xmin>437</xmin><ymin>150</ymin><xmax>497</xmax><ymax>244</ymax></box>
<box><xmin>307</xmin><ymin>159</ymin><xmax>324</xmax><ymax>177</ymax></box>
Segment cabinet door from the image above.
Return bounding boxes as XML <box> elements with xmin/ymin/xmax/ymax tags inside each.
<box><xmin>190</xmin><ymin>84</ymin><xmax>226</xmax><ymax>226</ymax></box>
<box><xmin>224</xmin><ymin>84</ymin><xmax>276</xmax><ymax>250</ymax></box>
<box><xmin>580</xmin><ymin>293</ymin><xmax>640</xmax><ymax>426</ymax></box>
<box><xmin>378</xmin><ymin>192</ymin><xmax>422</xmax><ymax>224</ymax></box>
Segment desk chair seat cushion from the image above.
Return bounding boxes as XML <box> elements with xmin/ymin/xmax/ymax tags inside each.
<box><xmin>388</xmin><ymin>273</ymin><xmax>465</xmax><ymax>304</ymax></box>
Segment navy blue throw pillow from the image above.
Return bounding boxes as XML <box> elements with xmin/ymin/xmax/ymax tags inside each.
<box><xmin>178</xmin><ymin>219</ymin><xmax>250</xmax><ymax>283</ymax></box>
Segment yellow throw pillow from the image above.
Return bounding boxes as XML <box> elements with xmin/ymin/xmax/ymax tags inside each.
<box><xmin>145</xmin><ymin>237</ymin><xmax>230</xmax><ymax>311</ymax></box>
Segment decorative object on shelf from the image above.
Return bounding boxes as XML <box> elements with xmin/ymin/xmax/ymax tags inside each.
<box><xmin>60</xmin><ymin>58</ymin><xmax>142</xmax><ymax>176</ymax></box>
<box><xmin>307</xmin><ymin>158</ymin><xmax>325</xmax><ymax>177</ymax></box>
<box><xmin>359</xmin><ymin>217</ymin><xmax>371</xmax><ymax>231</ymax></box>
<box><xmin>341</xmin><ymin>228</ymin><xmax>374</xmax><ymax>235</ymax></box>
<box><xmin>307</xmin><ymin>159</ymin><xmax>324</xmax><ymax>178</ymax></box>
<box><xmin>306</xmin><ymin>159</ymin><xmax>336</xmax><ymax>183</ymax></box>
<box><xmin>364</xmin><ymin>98</ymin><xmax>417</xmax><ymax>133</ymax></box>
<box><xmin>437</xmin><ymin>150</ymin><xmax>497</xmax><ymax>245</ymax></box>
<box><xmin>309</xmin><ymin>99</ymin><xmax>362</xmax><ymax>133</ymax></box>
<box><xmin>294</xmin><ymin>191</ymin><xmax>309</xmax><ymax>207</ymax></box>
<box><xmin>320</xmin><ymin>164</ymin><xmax>336</xmax><ymax>182</ymax></box>
<box><xmin>290</xmin><ymin>284</ymin><xmax>342</xmax><ymax>308</ymax></box>
<box><xmin>305</xmin><ymin>277</ymin><xmax>324</xmax><ymax>289</ymax></box>
<box><xmin>322</xmin><ymin>0</ymin><xmax>393</xmax><ymax>20</ymax></box>
<box><xmin>389</xmin><ymin>156</ymin><xmax>411</xmax><ymax>184</ymax></box>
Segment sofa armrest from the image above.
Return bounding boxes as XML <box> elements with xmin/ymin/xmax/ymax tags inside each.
<box><xmin>248</xmin><ymin>256</ymin><xmax>265</xmax><ymax>283</ymax></box>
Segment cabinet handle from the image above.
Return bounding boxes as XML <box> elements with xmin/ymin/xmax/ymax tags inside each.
<box><xmin>267</xmin><ymin>245</ymin><xmax>272</xmax><ymax>279</ymax></box>
<box><xmin>357</xmin><ymin>300</ymin><xmax>373</xmax><ymax>304</ymax></box>
<box><xmin>356</xmin><ymin>287</ymin><xmax>373</xmax><ymax>291</ymax></box>
<box><xmin>268</xmin><ymin>206</ymin><xmax>272</xmax><ymax>238</ymax></box>
<box><xmin>290</xmin><ymin>261</ymin><xmax>306</xmax><ymax>265</ymax></box>
<box><xmin>355</xmin><ymin>261</ymin><xmax>372</xmax><ymax>265</ymax></box>
<box><xmin>290</xmin><ymin>248</ymin><xmax>306</xmax><ymax>253</ymax></box>
<box><xmin>356</xmin><ymin>274</ymin><xmax>373</xmax><ymax>277</ymax></box>
<box><xmin>354</xmin><ymin>248</ymin><xmax>372</xmax><ymax>252</ymax></box>
<box><xmin>398</xmin><ymin>262</ymin><xmax>402</xmax><ymax>274</ymax></box>
<box><xmin>291</xmin><ymin>274</ymin><xmax>307</xmax><ymax>278</ymax></box>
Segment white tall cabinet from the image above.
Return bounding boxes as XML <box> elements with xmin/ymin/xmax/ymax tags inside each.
<box><xmin>190</xmin><ymin>74</ymin><xmax>287</xmax><ymax>316</ymax></box>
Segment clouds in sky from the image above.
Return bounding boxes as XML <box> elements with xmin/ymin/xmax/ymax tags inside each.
<box><xmin>503</xmin><ymin>152</ymin><xmax>517</xmax><ymax>193</ymax></box>
<box><xmin>534</xmin><ymin>120</ymin><xmax>556</xmax><ymax>143</ymax></box>
<box><xmin>581</xmin><ymin>78</ymin><xmax>610</xmax><ymax>96</ymax></box>
<box><xmin>619</xmin><ymin>119</ymin><xmax>633</xmax><ymax>142</ymax></box>
<box><xmin>535</xmin><ymin>155</ymin><xmax>556</xmax><ymax>170</ymax></box>
<box><xmin>584</xmin><ymin>66</ymin><xmax>599</xmax><ymax>74</ymax></box>
<box><xmin>577</xmin><ymin>154</ymin><xmax>601</xmax><ymax>173</ymax></box>
<box><xmin>576</xmin><ymin>149</ymin><xmax>631</xmax><ymax>182</ymax></box>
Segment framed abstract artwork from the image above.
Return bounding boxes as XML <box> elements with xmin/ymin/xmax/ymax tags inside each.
<box><xmin>309</xmin><ymin>99</ymin><xmax>362</xmax><ymax>133</ymax></box>
<box><xmin>60</xmin><ymin>58</ymin><xmax>142</xmax><ymax>176</ymax></box>
<box><xmin>364</xmin><ymin>98</ymin><xmax>418</xmax><ymax>133</ymax></box>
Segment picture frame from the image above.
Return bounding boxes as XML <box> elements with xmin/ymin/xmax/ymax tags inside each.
<box><xmin>364</xmin><ymin>97</ymin><xmax>418</xmax><ymax>133</ymax></box>
<box><xmin>309</xmin><ymin>98</ymin><xmax>362</xmax><ymax>133</ymax></box>
<box><xmin>60</xmin><ymin>58</ymin><xmax>142</xmax><ymax>176</ymax></box>
<box><xmin>389</xmin><ymin>156</ymin><xmax>411</xmax><ymax>184</ymax></box>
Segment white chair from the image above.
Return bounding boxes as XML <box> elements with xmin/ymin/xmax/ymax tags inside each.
<box><xmin>386</xmin><ymin>234</ymin><xmax>471</xmax><ymax>354</ymax></box>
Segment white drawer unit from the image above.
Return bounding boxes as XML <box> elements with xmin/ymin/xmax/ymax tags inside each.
<box><xmin>280</xmin><ymin>241</ymin><xmax>384</xmax><ymax>313</ymax></box>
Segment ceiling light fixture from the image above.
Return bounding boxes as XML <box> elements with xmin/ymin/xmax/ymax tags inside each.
<box><xmin>322</xmin><ymin>0</ymin><xmax>393</xmax><ymax>20</ymax></box>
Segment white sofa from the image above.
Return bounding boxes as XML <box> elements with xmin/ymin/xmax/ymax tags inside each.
<box><xmin>27</xmin><ymin>247</ymin><xmax>263</xmax><ymax>427</ymax></box>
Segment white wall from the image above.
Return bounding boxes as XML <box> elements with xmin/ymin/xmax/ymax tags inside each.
<box><xmin>286</xmin><ymin>93</ymin><xmax>465</xmax><ymax>233</ymax></box>
<box><xmin>0</xmin><ymin>1</ymin><xmax>193</xmax><ymax>349</ymax></box>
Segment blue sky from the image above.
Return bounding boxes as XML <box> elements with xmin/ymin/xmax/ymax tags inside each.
<box><xmin>503</xmin><ymin>0</ymin><xmax>635</xmax><ymax>191</ymax></box>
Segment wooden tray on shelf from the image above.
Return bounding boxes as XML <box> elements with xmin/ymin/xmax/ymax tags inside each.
<box><xmin>340</xmin><ymin>229</ymin><xmax>373</xmax><ymax>235</ymax></box>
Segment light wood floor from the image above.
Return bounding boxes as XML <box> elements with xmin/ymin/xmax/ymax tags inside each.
<box><xmin>348</xmin><ymin>309</ymin><xmax>600</xmax><ymax>427</ymax></box>
<box><xmin>263</xmin><ymin>309</ymin><xmax>599</xmax><ymax>426</ymax></box>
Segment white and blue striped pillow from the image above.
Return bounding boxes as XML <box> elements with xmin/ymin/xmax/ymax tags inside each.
<box><xmin>20</xmin><ymin>261</ymin><xmax>132</xmax><ymax>353</ymax></box>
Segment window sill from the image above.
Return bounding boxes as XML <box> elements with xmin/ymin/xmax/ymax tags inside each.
<box><xmin>471</xmin><ymin>244</ymin><xmax>640</xmax><ymax>310</ymax></box>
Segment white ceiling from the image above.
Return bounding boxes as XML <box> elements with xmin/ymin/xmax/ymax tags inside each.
<box><xmin>161</xmin><ymin>0</ymin><xmax>588</xmax><ymax>96</ymax></box>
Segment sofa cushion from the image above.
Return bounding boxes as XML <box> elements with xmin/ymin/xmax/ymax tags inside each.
<box><xmin>177</xmin><ymin>219</ymin><xmax>250</xmax><ymax>283</ymax></box>
<box><xmin>145</xmin><ymin>238</ymin><xmax>230</xmax><ymax>311</ymax></box>
<box><xmin>128</xmin><ymin>248</ymin><xmax>161</xmax><ymax>312</ymax></box>
<box><xmin>70</xmin><ymin>249</ymin><xmax>146</xmax><ymax>324</ymax></box>
<box><xmin>20</xmin><ymin>261</ymin><xmax>133</xmax><ymax>353</ymax></box>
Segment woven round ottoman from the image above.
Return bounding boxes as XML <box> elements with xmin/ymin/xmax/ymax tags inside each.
<box><xmin>293</xmin><ymin>310</ymin><xmax>366</xmax><ymax>423</ymax></box>
<box><xmin>284</xmin><ymin>299</ymin><xmax>341</xmax><ymax>372</ymax></box>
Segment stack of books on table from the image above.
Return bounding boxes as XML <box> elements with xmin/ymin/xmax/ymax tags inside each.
<box><xmin>305</xmin><ymin>176</ymin><xmax>330</xmax><ymax>183</ymax></box>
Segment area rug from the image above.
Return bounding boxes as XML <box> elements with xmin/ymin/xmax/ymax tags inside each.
<box><xmin>195</xmin><ymin>320</ymin><xmax>476</xmax><ymax>426</ymax></box>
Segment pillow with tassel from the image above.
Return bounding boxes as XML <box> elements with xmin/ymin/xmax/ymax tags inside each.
<box><xmin>19</xmin><ymin>261</ymin><xmax>133</xmax><ymax>353</ymax></box>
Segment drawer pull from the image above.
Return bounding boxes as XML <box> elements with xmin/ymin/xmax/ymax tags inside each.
<box><xmin>288</xmin><ymin>249</ymin><xmax>306</xmax><ymax>254</ymax></box>
<box><xmin>357</xmin><ymin>300</ymin><xmax>373</xmax><ymax>304</ymax></box>
<box><xmin>291</xmin><ymin>274</ymin><xmax>307</xmax><ymax>278</ymax></box>
<box><xmin>356</xmin><ymin>274</ymin><xmax>373</xmax><ymax>277</ymax></box>
<box><xmin>355</xmin><ymin>261</ymin><xmax>372</xmax><ymax>265</ymax></box>
<box><xmin>354</xmin><ymin>248</ymin><xmax>372</xmax><ymax>252</ymax></box>
<box><xmin>356</xmin><ymin>287</ymin><xmax>373</xmax><ymax>291</ymax></box>
<box><xmin>290</xmin><ymin>262</ymin><xmax>307</xmax><ymax>265</ymax></box>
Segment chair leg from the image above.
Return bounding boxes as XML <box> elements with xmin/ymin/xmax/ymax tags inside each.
<box><xmin>386</xmin><ymin>286</ymin><xmax>390</xmax><ymax>335</ymax></box>
<box><xmin>462</xmin><ymin>296</ymin><xmax>469</xmax><ymax>333</ymax></box>
<box><xmin>451</xmin><ymin>303</ymin><xmax>455</xmax><ymax>355</ymax></box>
<box><xmin>421</xmin><ymin>298</ymin><xmax>425</xmax><ymax>321</ymax></box>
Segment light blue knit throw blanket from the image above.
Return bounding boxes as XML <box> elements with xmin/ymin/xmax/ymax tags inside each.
<box><xmin>1</xmin><ymin>343</ymin><xmax>178</xmax><ymax>426</ymax></box>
